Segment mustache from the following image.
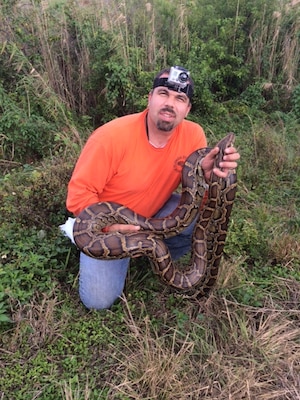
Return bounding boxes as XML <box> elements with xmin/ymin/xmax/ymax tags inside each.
<box><xmin>160</xmin><ymin>107</ymin><xmax>176</xmax><ymax>116</ymax></box>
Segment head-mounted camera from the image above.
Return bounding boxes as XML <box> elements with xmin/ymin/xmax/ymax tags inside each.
<box><xmin>168</xmin><ymin>66</ymin><xmax>190</xmax><ymax>89</ymax></box>
<box><xmin>152</xmin><ymin>66</ymin><xmax>193</xmax><ymax>100</ymax></box>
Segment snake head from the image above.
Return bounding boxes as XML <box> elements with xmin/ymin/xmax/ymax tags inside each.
<box><xmin>214</xmin><ymin>132</ymin><xmax>235</xmax><ymax>171</ymax></box>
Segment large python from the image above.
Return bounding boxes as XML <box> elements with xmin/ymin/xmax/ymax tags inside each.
<box><xmin>73</xmin><ymin>133</ymin><xmax>237</xmax><ymax>297</ymax></box>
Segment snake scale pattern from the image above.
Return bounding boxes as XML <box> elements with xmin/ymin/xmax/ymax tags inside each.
<box><xmin>73</xmin><ymin>133</ymin><xmax>237</xmax><ymax>297</ymax></box>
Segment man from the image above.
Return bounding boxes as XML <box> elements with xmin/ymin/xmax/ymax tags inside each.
<box><xmin>66</xmin><ymin>66</ymin><xmax>240</xmax><ymax>309</ymax></box>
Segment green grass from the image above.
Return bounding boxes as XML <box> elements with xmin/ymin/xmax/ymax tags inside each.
<box><xmin>1</xmin><ymin>114</ymin><xmax>300</xmax><ymax>398</ymax></box>
<box><xmin>1</xmin><ymin>281</ymin><xmax>299</xmax><ymax>399</ymax></box>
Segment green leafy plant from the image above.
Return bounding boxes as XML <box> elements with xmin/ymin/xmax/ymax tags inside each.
<box><xmin>0</xmin><ymin>292</ymin><xmax>11</xmax><ymax>323</ymax></box>
<box><xmin>292</xmin><ymin>84</ymin><xmax>300</xmax><ymax>119</ymax></box>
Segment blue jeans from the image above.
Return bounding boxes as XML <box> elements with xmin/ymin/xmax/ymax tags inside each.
<box><xmin>79</xmin><ymin>194</ymin><xmax>196</xmax><ymax>309</ymax></box>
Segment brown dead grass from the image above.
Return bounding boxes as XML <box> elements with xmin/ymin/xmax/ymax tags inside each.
<box><xmin>6</xmin><ymin>293</ymin><xmax>64</xmax><ymax>352</ymax></box>
<box><xmin>105</xmin><ymin>290</ymin><xmax>300</xmax><ymax>400</ymax></box>
<box><xmin>0</xmin><ymin>277</ymin><xmax>299</xmax><ymax>399</ymax></box>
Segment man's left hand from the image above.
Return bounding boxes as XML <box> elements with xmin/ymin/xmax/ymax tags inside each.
<box><xmin>201</xmin><ymin>145</ymin><xmax>240</xmax><ymax>183</ymax></box>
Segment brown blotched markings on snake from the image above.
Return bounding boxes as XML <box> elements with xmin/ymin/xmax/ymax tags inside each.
<box><xmin>73</xmin><ymin>133</ymin><xmax>237</xmax><ymax>297</ymax></box>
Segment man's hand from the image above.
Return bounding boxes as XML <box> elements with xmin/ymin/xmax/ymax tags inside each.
<box><xmin>102</xmin><ymin>224</ymin><xmax>141</xmax><ymax>233</ymax></box>
<box><xmin>201</xmin><ymin>145</ymin><xmax>240</xmax><ymax>183</ymax></box>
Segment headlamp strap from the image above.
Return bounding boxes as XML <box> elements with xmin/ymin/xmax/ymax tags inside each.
<box><xmin>152</xmin><ymin>77</ymin><xmax>193</xmax><ymax>100</ymax></box>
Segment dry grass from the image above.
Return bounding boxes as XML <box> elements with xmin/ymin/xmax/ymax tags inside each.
<box><xmin>248</xmin><ymin>0</ymin><xmax>300</xmax><ymax>88</ymax></box>
<box><xmin>269</xmin><ymin>232</ymin><xmax>300</xmax><ymax>265</ymax></box>
<box><xmin>60</xmin><ymin>376</ymin><xmax>91</xmax><ymax>400</ymax></box>
<box><xmin>103</xmin><ymin>291</ymin><xmax>300</xmax><ymax>400</ymax></box>
<box><xmin>7</xmin><ymin>293</ymin><xmax>64</xmax><ymax>352</ymax></box>
<box><xmin>0</xmin><ymin>271</ymin><xmax>299</xmax><ymax>399</ymax></box>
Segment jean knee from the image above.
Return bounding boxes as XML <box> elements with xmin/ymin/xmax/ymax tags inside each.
<box><xmin>78</xmin><ymin>253</ymin><xmax>129</xmax><ymax>310</ymax></box>
<box><xmin>79</xmin><ymin>291</ymin><xmax>119</xmax><ymax>310</ymax></box>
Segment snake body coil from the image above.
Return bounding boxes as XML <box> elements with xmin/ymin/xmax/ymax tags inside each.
<box><xmin>73</xmin><ymin>133</ymin><xmax>237</xmax><ymax>296</ymax></box>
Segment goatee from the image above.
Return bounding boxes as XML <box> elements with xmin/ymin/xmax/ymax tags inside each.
<box><xmin>156</xmin><ymin>120</ymin><xmax>174</xmax><ymax>132</ymax></box>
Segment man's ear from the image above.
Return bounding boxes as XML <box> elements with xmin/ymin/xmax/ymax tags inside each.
<box><xmin>147</xmin><ymin>90</ymin><xmax>153</xmax><ymax>107</ymax></box>
<box><xmin>185</xmin><ymin>103</ymin><xmax>192</xmax><ymax>117</ymax></box>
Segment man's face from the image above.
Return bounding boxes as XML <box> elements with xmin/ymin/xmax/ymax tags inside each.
<box><xmin>147</xmin><ymin>74</ymin><xmax>191</xmax><ymax>132</ymax></box>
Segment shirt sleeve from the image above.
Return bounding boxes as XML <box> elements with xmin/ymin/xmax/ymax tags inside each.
<box><xmin>66</xmin><ymin>134</ymin><xmax>116</xmax><ymax>216</ymax></box>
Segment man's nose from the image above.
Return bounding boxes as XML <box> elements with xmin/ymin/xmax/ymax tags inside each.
<box><xmin>164</xmin><ymin>95</ymin><xmax>176</xmax><ymax>107</ymax></box>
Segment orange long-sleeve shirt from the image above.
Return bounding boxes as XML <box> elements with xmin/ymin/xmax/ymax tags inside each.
<box><xmin>67</xmin><ymin>110</ymin><xmax>207</xmax><ymax>217</ymax></box>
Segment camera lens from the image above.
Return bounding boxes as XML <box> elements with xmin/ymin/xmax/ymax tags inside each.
<box><xmin>178</xmin><ymin>72</ymin><xmax>188</xmax><ymax>83</ymax></box>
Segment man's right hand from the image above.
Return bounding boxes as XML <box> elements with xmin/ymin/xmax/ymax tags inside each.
<box><xmin>102</xmin><ymin>224</ymin><xmax>141</xmax><ymax>233</ymax></box>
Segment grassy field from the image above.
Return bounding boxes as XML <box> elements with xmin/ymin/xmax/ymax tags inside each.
<box><xmin>1</xmin><ymin>283</ymin><xmax>300</xmax><ymax>399</ymax></box>
<box><xmin>0</xmin><ymin>0</ymin><xmax>299</xmax><ymax>398</ymax></box>
<box><xmin>1</xmin><ymin>118</ymin><xmax>299</xmax><ymax>399</ymax></box>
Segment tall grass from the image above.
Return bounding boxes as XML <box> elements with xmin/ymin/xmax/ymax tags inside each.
<box><xmin>1</xmin><ymin>289</ymin><xmax>299</xmax><ymax>399</ymax></box>
<box><xmin>4</xmin><ymin>0</ymin><xmax>299</xmax><ymax>105</ymax></box>
<box><xmin>1</xmin><ymin>0</ymin><xmax>299</xmax><ymax>163</ymax></box>
<box><xmin>248</xmin><ymin>0</ymin><xmax>300</xmax><ymax>89</ymax></box>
